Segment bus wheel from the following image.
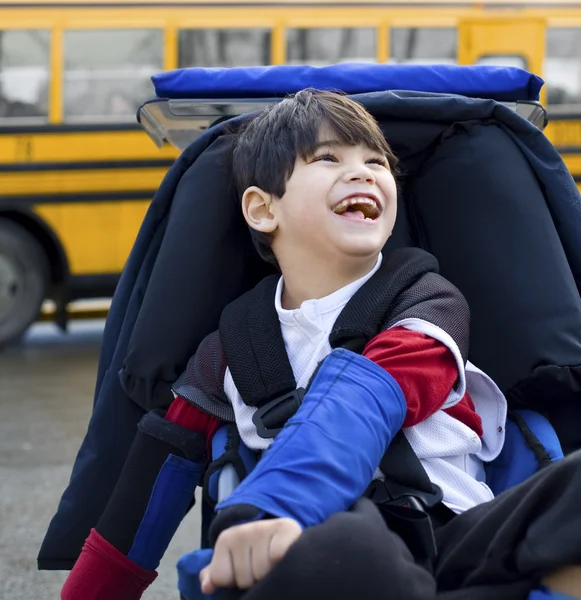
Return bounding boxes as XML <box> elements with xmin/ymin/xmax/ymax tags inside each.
<box><xmin>0</xmin><ymin>218</ymin><xmax>49</xmax><ymax>348</ymax></box>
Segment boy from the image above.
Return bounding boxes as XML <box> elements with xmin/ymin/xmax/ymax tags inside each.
<box><xmin>61</xmin><ymin>90</ymin><xmax>581</xmax><ymax>600</ymax></box>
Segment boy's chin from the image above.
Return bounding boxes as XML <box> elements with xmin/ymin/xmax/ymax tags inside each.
<box><xmin>333</xmin><ymin>235</ymin><xmax>388</xmax><ymax>259</ymax></box>
<box><xmin>330</xmin><ymin>243</ymin><xmax>385</xmax><ymax>265</ymax></box>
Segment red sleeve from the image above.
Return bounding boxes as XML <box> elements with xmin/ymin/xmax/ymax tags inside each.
<box><xmin>166</xmin><ymin>396</ymin><xmax>222</xmax><ymax>454</ymax></box>
<box><xmin>362</xmin><ymin>327</ymin><xmax>482</xmax><ymax>436</ymax></box>
<box><xmin>61</xmin><ymin>529</ymin><xmax>156</xmax><ymax>600</ymax></box>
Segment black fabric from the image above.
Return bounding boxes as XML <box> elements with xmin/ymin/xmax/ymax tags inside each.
<box><xmin>435</xmin><ymin>449</ymin><xmax>581</xmax><ymax>595</ymax></box>
<box><xmin>220</xmin><ymin>275</ymin><xmax>296</xmax><ymax>407</ymax></box>
<box><xmin>408</xmin><ymin>120</ymin><xmax>581</xmax><ymax>428</ymax></box>
<box><xmin>96</xmin><ymin>420</ymin><xmax>203</xmax><ymax>555</ymax></box>
<box><xmin>38</xmin><ymin>125</ymin><xmax>250</xmax><ymax>570</ymax></box>
<box><xmin>508</xmin><ymin>364</ymin><xmax>581</xmax><ymax>456</ymax></box>
<box><xmin>173</xmin><ymin>330</ymin><xmax>234</xmax><ymax>422</ymax></box>
<box><xmin>329</xmin><ymin>248</ymin><xmax>440</xmax><ymax>352</ymax></box>
<box><xmin>331</xmin><ymin>248</ymin><xmax>469</xmax><ymax>362</ymax></box>
<box><xmin>218</xmin><ymin>498</ymin><xmax>436</xmax><ymax>600</ymax></box>
<box><xmin>378</xmin><ymin>431</ymin><xmax>436</xmax><ymax>495</ymax></box>
<box><xmin>120</xmin><ymin>132</ymin><xmax>274</xmax><ymax>412</ymax></box>
<box><xmin>138</xmin><ymin>409</ymin><xmax>207</xmax><ymax>463</ymax></box>
<box><xmin>219</xmin><ymin>451</ymin><xmax>581</xmax><ymax>600</ymax></box>
<box><xmin>369</xmin><ymin>433</ymin><xmax>454</xmax><ymax>563</ymax></box>
<box><xmin>375</xmin><ymin>502</ymin><xmax>439</xmax><ymax>564</ymax></box>
<box><xmin>37</xmin><ymin>215</ymin><xmax>170</xmax><ymax>570</ymax></box>
<box><xmin>382</xmin><ymin>270</ymin><xmax>470</xmax><ymax>361</ymax></box>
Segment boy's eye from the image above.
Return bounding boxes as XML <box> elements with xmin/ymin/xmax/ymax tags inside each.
<box><xmin>367</xmin><ymin>157</ymin><xmax>389</xmax><ymax>167</ymax></box>
<box><xmin>313</xmin><ymin>153</ymin><xmax>338</xmax><ymax>163</ymax></box>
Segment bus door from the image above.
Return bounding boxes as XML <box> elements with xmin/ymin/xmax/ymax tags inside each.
<box><xmin>457</xmin><ymin>17</ymin><xmax>546</xmax><ymax>85</ymax></box>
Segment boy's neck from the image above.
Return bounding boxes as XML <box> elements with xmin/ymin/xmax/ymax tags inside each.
<box><xmin>279</xmin><ymin>255</ymin><xmax>380</xmax><ymax>310</ymax></box>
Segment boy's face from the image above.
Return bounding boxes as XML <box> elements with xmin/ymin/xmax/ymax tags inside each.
<box><xmin>267</xmin><ymin>132</ymin><xmax>397</xmax><ymax>266</ymax></box>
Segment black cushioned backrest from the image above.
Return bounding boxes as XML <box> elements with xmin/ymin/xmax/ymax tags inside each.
<box><xmin>374</xmin><ymin>111</ymin><xmax>581</xmax><ymax>452</ymax></box>
<box><xmin>121</xmin><ymin>132</ymin><xmax>275</xmax><ymax>410</ymax></box>
<box><xmin>408</xmin><ymin>120</ymin><xmax>581</xmax><ymax>391</ymax></box>
<box><xmin>388</xmin><ymin>119</ymin><xmax>581</xmax><ymax>452</ymax></box>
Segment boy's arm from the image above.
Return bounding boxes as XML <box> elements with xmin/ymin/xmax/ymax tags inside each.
<box><xmin>363</xmin><ymin>326</ymin><xmax>482</xmax><ymax>434</ymax></box>
<box><xmin>362</xmin><ymin>268</ymin><xmax>482</xmax><ymax>433</ymax></box>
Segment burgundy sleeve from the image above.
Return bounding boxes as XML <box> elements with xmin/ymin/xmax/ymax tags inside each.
<box><xmin>362</xmin><ymin>327</ymin><xmax>482</xmax><ymax>436</ymax></box>
<box><xmin>61</xmin><ymin>529</ymin><xmax>156</xmax><ymax>600</ymax></box>
<box><xmin>166</xmin><ymin>396</ymin><xmax>222</xmax><ymax>454</ymax></box>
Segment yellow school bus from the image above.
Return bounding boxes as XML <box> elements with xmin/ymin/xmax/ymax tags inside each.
<box><xmin>1</xmin><ymin>0</ymin><xmax>581</xmax><ymax>346</ymax></box>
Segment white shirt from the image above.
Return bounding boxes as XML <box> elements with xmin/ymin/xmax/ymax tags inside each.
<box><xmin>225</xmin><ymin>254</ymin><xmax>507</xmax><ymax>513</ymax></box>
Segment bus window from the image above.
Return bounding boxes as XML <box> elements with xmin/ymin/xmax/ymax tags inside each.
<box><xmin>286</xmin><ymin>28</ymin><xmax>376</xmax><ymax>65</ymax></box>
<box><xmin>389</xmin><ymin>27</ymin><xmax>456</xmax><ymax>64</ymax></box>
<box><xmin>178</xmin><ymin>29</ymin><xmax>271</xmax><ymax>67</ymax></box>
<box><xmin>545</xmin><ymin>28</ymin><xmax>581</xmax><ymax>107</ymax></box>
<box><xmin>476</xmin><ymin>55</ymin><xmax>527</xmax><ymax>69</ymax></box>
<box><xmin>0</xmin><ymin>29</ymin><xmax>50</xmax><ymax>122</ymax></box>
<box><xmin>63</xmin><ymin>29</ymin><xmax>163</xmax><ymax>122</ymax></box>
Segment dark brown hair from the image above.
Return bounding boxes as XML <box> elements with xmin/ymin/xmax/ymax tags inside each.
<box><xmin>232</xmin><ymin>88</ymin><xmax>398</xmax><ymax>265</ymax></box>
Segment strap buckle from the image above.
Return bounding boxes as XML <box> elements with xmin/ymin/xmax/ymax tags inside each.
<box><xmin>379</xmin><ymin>479</ymin><xmax>444</xmax><ymax>511</ymax></box>
<box><xmin>252</xmin><ymin>388</ymin><xmax>305</xmax><ymax>439</ymax></box>
<box><xmin>366</xmin><ymin>478</ymin><xmax>443</xmax><ymax>511</ymax></box>
<box><xmin>366</xmin><ymin>479</ymin><xmax>444</xmax><ymax>562</ymax></box>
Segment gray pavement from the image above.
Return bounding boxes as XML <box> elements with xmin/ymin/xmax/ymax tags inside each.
<box><xmin>0</xmin><ymin>321</ymin><xmax>201</xmax><ymax>600</ymax></box>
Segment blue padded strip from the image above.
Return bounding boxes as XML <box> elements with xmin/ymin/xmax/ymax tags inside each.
<box><xmin>485</xmin><ymin>410</ymin><xmax>564</xmax><ymax>496</ymax></box>
<box><xmin>514</xmin><ymin>409</ymin><xmax>564</xmax><ymax>464</ymax></box>
<box><xmin>128</xmin><ymin>454</ymin><xmax>204</xmax><ymax>571</ymax></box>
<box><xmin>177</xmin><ymin>548</ymin><xmax>217</xmax><ymax>600</ymax></box>
<box><xmin>529</xmin><ymin>586</ymin><xmax>579</xmax><ymax>600</ymax></box>
<box><xmin>152</xmin><ymin>63</ymin><xmax>543</xmax><ymax>102</ymax></box>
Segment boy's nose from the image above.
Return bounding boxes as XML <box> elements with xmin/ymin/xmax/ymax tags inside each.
<box><xmin>347</xmin><ymin>166</ymin><xmax>376</xmax><ymax>184</ymax></box>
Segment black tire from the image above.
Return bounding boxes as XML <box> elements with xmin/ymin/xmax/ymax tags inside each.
<box><xmin>0</xmin><ymin>218</ymin><xmax>49</xmax><ymax>347</ymax></box>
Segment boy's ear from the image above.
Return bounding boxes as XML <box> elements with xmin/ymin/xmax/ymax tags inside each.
<box><xmin>241</xmin><ymin>186</ymin><xmax>278</xmax><ymax>234</ymax></box>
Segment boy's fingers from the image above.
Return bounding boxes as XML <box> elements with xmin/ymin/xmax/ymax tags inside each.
<box><xmin>199</xmin><ymin>567</ymin><xmax>216</xmax><ymax>595</ymax></box>
<box><xmin>230</xmin><ymin>530</ymin><xmax>256</xmax><ymax>590</ymax></box>
<box><xmin>250</xmin><ymin>527</ymin><xmax>273</xmax><ymax>583</ymax></box>
<box><xmin>207</xmin><ymin>533</ymin><xmax>237</xmax><ymax>589</ymax></box>
<box><xmin>268</xmin><ymin>519</ymin><xmax>303</xmax><ymax>565</ymax></box>
<box><xmin>204</xmin><ymin>519</ymin><xmax>303</xmax><ymax>593</ymax></box>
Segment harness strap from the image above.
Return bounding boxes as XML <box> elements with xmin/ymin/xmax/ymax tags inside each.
<box><xmin>220</xmin><ymin>274</ymin><xmax>296</xmax><ymax>407</ymax></box>
<box><xmin>381</xmin><ymin>429</ymin><xmax>434</xmax><ymax>493</ymax></box>
<box><xmin>368</xmin><ymin>432</ymin><xmax>456</xmax><ymax>562</ymax></box>
<box><xmin>329</xmin><ymin>249</ymin><xmax>440</xmax><ymax>351</ymax></box>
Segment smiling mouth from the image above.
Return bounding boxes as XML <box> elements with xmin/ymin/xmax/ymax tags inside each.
<box><xmin>332</xmin><ymin>196</ymin><xmax>381</xmax><ymax>220</ymax></box>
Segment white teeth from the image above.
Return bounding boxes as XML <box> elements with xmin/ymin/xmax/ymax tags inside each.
<box><xmin>333</xmin><ymin>196</ymin><xmax>379</xmax><ymax>214</ymax></box>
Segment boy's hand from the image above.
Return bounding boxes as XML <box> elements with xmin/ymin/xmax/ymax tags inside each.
<box><xmin>199</xmin><ymin>518</ymin><xmax>302</xmax><ymax>594</ymax></box>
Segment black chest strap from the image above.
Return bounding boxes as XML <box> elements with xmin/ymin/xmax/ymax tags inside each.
<box><xmin>220</xmin><ymin>274</ymin><xmax>296</xmax><ymax>408</ymax></box>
